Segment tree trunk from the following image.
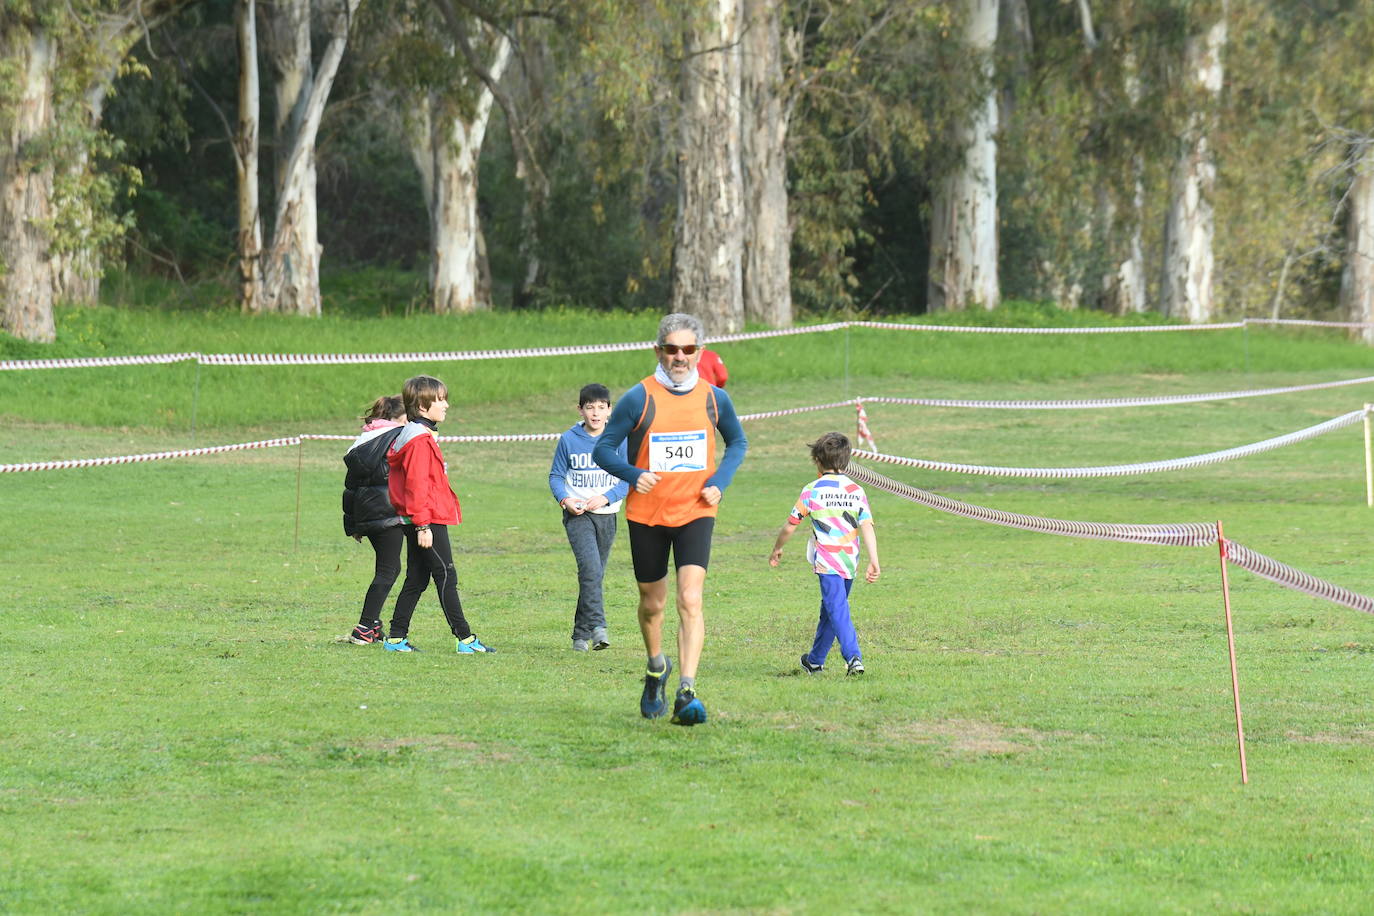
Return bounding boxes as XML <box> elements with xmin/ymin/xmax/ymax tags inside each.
<box><xmin>236</xmin><ymin>0</ymin><xmax>264</xmax><ymax>312</ymax></box>
<box><xmin>1161</xmin><ymin>11</ymin><xmax>1226</xmax><ymax>324</ymax></box>
<box><xmin>739</xmin><ymin>0</ymin><xmax>792</xmax><ymax>328</ymax></box>
<box><xmin>404</xmin><ymin>32</ymin><xmax>509</xmax><ymax>314</ymax></box>
<box><xmin>1339</xmin><ymin>144</ymin><xmax>1374</xmax><ymax>344</ymax></box>
<box><xmin>928</xmin><ymin>0</ymin><xmax>1001</xmax><ymax>312</ymax></box>
<box><xmin>0</xmin><ymin>26</ymin><xmax>57</xmax><ymax>342</ymax></box>
<box><xmin>671</xmin><ymin>0</ymin><xmax>745</xmax><ymax>334</ymax></box>
<box><xmin>257</xmin><ymin>0</ymin><xmax>356</xmax><ymax>316</ymax></box>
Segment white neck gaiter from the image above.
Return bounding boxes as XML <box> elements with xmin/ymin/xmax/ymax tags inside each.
<box><xmin>654</xmin><ymin>363</ymin><xmax>698</xmax><ymax>393</ymax></box>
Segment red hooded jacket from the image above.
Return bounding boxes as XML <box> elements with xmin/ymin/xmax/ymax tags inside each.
<box><xmin>387</xmin><ymin>422</ymin><xmax>461</xmax><ymax>527</ymax></box>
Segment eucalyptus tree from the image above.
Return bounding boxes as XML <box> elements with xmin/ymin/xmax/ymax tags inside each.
<box><xmin>1160</xmin><ymin>0</ymin><xmax>1226</xmax><ymax>323</ymax></box>
<box><xmin>740</xmin><ymin>0</ymin><xmax>790</xmax><ymax>327</ymax></box>
<box><xmin>671</xmin><ymin>0</ymin><xmax>745</xmax><ymax>333</ymax></box>
<box><xmin>1</xmin><ymin>0</ymin><xmax>195</xmax><ymax>342</ymax></box>
<box><xmin>927</xmin><ymin>0</ymin><xmax>1000</xmax><ymax>311</ymax></box>
<box><xmin>238</xmin><ymin>0</ymin><xmax>358</xmax><ymax>315</ymax></box>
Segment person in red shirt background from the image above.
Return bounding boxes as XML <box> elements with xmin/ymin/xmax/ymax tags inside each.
<box><xmin>696</xmin><ymin>347</ymin><xmax>728</xmax><ymax>388</ymax></box>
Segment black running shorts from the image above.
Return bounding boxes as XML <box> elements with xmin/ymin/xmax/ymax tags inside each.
<box><xmin>627</xmin><ymin>516</ymin><xmax>715</xmax><ymax>583</ymax></box>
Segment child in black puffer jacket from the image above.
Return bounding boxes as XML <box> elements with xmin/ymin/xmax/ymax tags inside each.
<box><xmin>341</xmin><ymin>395</ymin><xmax>407</xmax><ymax>644</ymax></box>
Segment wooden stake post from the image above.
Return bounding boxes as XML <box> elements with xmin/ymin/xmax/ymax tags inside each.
<box><xmin>1216</xmin><ymin>521</ymin><xmax>1249</xmax><ymax>785</ymax></box>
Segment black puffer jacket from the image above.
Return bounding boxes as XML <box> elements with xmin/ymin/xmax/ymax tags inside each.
<box><xmin>342</xmin><ymin>427</ymin><xmax>406</xmax><ymax>537</ymax></box>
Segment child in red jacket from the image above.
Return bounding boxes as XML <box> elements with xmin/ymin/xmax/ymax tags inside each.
<box><xmin>383</xmin><ymin>375</ymin><xmax>494</xmax><ymax>654</ymax></box>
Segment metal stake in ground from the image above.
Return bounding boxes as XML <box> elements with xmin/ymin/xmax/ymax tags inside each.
<box><xmin>1216</xmin><ymin>520</ymin><xmax>1249</xmax><ymax>785</ymax></box>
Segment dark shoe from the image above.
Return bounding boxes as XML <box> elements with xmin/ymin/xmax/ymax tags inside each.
<box><xmin>670</xmin><ymin>687</ymin><xmax>707</xmax><ymax>726</ymax></box>
<box><xmin>800</xmin><ymin>655</ymin><xmax>824</xmax><ymax>674</ymax></box>
<box><xmin>348</xmin><ymin>623</ymin><xmax>383</xmax><ymax>645</ymax></box>
<box><xmin>846</xmin><ymin>657</ymin><xmax>865</xmax><ymax>676</ymax></box>
<box><xmin>640</xmin><ymin>657</ymin><xmax>672</xmax><ymax>719</ymax></box>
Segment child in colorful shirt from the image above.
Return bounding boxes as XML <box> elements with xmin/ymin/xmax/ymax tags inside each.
<box><xmin>768</xmin><ymin>431</ymin><xmax>880</xmax><ymax>675</ymax></box>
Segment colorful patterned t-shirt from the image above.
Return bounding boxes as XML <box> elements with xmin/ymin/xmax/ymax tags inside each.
<box><xmin>787</xmin><ymin>473</ymin><xmax>873</xmax><ymax>579</ymax></box>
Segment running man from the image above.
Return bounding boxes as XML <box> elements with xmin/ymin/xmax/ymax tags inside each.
<box><xmin>593</xmin><ymin>313</ymin><xmax>749</xmax><ymax>725</ymax></box>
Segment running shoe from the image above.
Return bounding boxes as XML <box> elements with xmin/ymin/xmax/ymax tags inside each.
<box><xmin>348</xmin><ymin>623</ymin><xmax>383</xmax><ymax>645</ymax></box>
<box><xmin>572</xmin><ymin>638</ymin><xmax>589</xmax><ymax>652</ymax></box>
<box><xmin>846</xmin><ymin>657</ymin><xmax>865</xmax><ymax>676</ymax></box>
<box><xmin>456</xmin><ymin>635</ymin><xmax>496</xmax><ymax>654</ymax></box>
<box><xmin>800</xmin><ymin>655</ymin><xmax>824</xmax><ymax>674</ymax></box>
<box><xmin>384</xmin><ymin>637</ymin><xmax>420</xmax><ymax>652</ymax></box>
<box><xmin>640</xmin><ymin>657</ymin><xmax>672</xmax><ymax>719</ymax></box>
<box><xmin>591</xmin><ymin>627</ymin><xmax>610</xmax><ymax>651</ymax></box>
<box><xmin>670</xmin><ymin>686</ymin><xmax>707</xmax><ymax>726</ymax></box>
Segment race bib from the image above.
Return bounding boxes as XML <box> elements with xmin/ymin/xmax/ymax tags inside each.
<box><xmin>648</xmin><ymin>429</ymin><xmax>708</xmax><ymax>472</ymax></box>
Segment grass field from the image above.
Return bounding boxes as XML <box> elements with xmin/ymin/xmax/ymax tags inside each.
<box><xmin>4</xmin><ymin>308</ymin><xmax>1374</xmax><ymax>912</ymax></box>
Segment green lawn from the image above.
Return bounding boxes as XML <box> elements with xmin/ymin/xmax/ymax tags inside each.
<box><xmin>3</xmin><ymin>310</ymin><xmax>1374</xmax><ymax>912</ymax></box>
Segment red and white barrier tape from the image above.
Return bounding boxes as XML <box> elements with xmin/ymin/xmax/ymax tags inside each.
<box><xmin>8</xmin><ymin>317</ymin><xmax>1373</xmax><ymax>372</ymax></box>
<box><xmin>846</xmin><ymin>462</ymin><xmax>1374</xmax><ymax>614</ymax></box>
<box><xmin>0</xmin><ymin>436</ymin><xmax>302</xmax><ymax>473</ymax></box>
<box><xmin>1224</xmin><ymin>541</ymin><xmax>1374</xmax><ymax>614</ymax></box>
<box><xmin>851</xmin><ymin>409</ymin><xmax>1366</xmax><ymax>479</ymax></box>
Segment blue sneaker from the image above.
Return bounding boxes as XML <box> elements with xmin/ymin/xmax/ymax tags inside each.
<box><xmin>670</xmin><ymin>687</ymin><xmax>707</xmax><ymax>726</ymax></box>
<box><xmin>456</xmin><ymin>635</ymin><xmax>495</xmax><ymax>654</ymax></box>
<box><xmin>640</xmin><ymin>657</ymin><xmax>672</xmax><ymax>719</ymax></box>
<box><xmin>384</xmin><ymin>637</ymin><xmax>420</xmax><ymax>652</ymax></box>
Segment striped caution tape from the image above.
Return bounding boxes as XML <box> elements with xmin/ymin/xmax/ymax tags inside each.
<box><xmin>851</xmin><ymin>409</ymin><xmax>1366</xmax><ymax>478</ymax></box>
<box><xmin>846</xmin><ymin>461</ymin><xmax>1374</xmax><ymax>614</ymax></box>
<box><xmin>7</xmin><ymin>316</ymin><xmax>1372</xmax><ymax>372</ymax></box>
<box><xmin>0</xmin><ymin>436</ymin><xmax>303</xmax><ymax>473</ymax></box>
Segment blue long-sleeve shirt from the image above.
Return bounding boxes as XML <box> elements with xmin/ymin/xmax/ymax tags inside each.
<box><xmin>592</xmin><ymin>382</ymin><xmax>748</xmax><ymax>491</ymax></box>
<box><xmin>548</xmin><ymin>422</ymin><xmax>630</xmax><ymax>513</ymax></box>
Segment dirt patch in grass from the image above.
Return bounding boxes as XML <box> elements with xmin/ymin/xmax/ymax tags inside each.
<box><xmin>1284</xmin><ymin>728</ymin><xmax>1374</xmax><ymax>746</ymax></box>
<box><xmin>879</xmin><ymin>718</ymin><xmax>1069</xmax><ymax>757</ymax></box>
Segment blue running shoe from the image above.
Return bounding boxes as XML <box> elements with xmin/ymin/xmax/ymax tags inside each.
<box><xmin>456</xmin><ymin>635</ymin><xmax>495</xmax><ymax>654</ymax></box>
<box><xmin>800</xmin><ymin>655</ymin><xmax>824</xmax><ymax>674</ymax></box>
<box><xmin>670</xmin><ymin>687</ymin><xmax>707</xmax><ymax>726</ymax></box>
<box><xmin>384</xmin><ymin>637</ymin><xmax>420</xmax><ymax>652</ymax></box>
<box><xmin>640</xmin><ymin>657</ymin><xmax>672</xmax><ymax>719</ymax></box>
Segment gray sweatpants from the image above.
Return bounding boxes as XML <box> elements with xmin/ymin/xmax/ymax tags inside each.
<box><xmin>563</xmin><ymin>510</ymin><xmax>618</xmax><ymax>639</ymax></box>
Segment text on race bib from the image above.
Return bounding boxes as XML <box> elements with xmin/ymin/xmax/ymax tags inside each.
<box><xmin>648</xmin><ymin>429</ymin><xmax>708</xmax><ymax>472</ymax></box>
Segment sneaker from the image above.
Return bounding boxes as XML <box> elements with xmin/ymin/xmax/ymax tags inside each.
<box><xmin>591</xmin><ymin>627</ymin><xmax>610</xmax><ymax>651</ymax></box>
<box><xmin>800</xmin><ymin>655</ymin><xmax>824</xmax><ymax>674</ymax></box>
<box><xmin>384</xmin><ymin>637</ymin><xmax>420</xmax><ymax>652</ymax></box>
<box><xmin>670</xmin><ymin>686</ymin><xmax>707</xmax><ymax>726</ymax></box>
<box><xmin>846</xmin><ymin>657</ymin><xmax>865</xmax><ymax>676</ymax></box>
<box><xmin>572</xmin><ymin>638</ymin><xmax>590</xmax><ymax>652</ymax></box>
<box><xmin>456</xmin><ymin>635</ymin><xmax>496</xmax><ymax>654</ymax></box>
<box><xmin>349</xmin><ymin>623</ymin><xmax>383</xmax><ymax>645</ymax></box>
<box><xmin>640</xmin><ymin>657</ymin><xmax>672</xmax><ymax>719</ymax></box>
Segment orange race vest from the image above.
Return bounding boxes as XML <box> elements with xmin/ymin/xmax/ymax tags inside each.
<box><xmin>625</xmin><ymin>376</ymin><xmax>720</xmax><ymax>527</ymax></box>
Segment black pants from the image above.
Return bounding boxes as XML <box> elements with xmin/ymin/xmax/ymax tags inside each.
<box><xmin>358</xmin><ymin>527</ymin><xmax>404</xmax><ymax>627</ymax></box>
<box><xmin>388</xmin><ymin>524</ymin><xmax>472</xmax><ymax>640</ymax></box>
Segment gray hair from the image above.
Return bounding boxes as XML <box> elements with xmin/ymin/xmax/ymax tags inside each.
<box><xmin>656</xmin><ymin>313</ymin><xmax>706</xmax><ymax>346</ymax></box>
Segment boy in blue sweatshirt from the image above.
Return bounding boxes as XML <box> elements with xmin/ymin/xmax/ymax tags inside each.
<box><xmin>549</xmin><ymin>383</ymin><xmax>631</xmax><ymax>651</ymax></box>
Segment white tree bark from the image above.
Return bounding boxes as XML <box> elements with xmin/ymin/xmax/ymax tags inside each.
<box><xmin>256</xmin><ymin>0</ymin><xmax>357</xmax><ymax>316</ymax></box>
<box><xmin>1101</xmin><ymin>52</ymin><xmax>1147</xmax><ymax>315</ymax></box>
<box><xmin>740</xmin><ymin>0</ymin><xmax>792</xmax><ymax>328</ymax></box>
<box><xmin>928</xmin><ymin>0</ymin><xmax>1000</xmax><ymax>312</ymax></box>
<box><xmin>0</xmin><ymin>27</ymin><xmax>57</xmax><ymax>342</ymax></box>
<box><xmin>1339</xmin><ymin>144</ymin><xmax>1374</xmax><ymax>344</ymax></box>
<box><xmin>235</xmin><ymin>0</ymin><xmax>264</xmax><ymax>312</ymax></box>
<box><xmin>1161</xmin><ymin>11</ymin><xmax>1226</xmax><ymax>324</ymax></box>
<box><xmin>671</xmin><ymin>0</ymin><xmax>745</xmax><ymax>334</ymax></box>
<box><xmin>403</xmin><ymin>33</ymin><xmax>510</xmax><ymax>314</ymax></box>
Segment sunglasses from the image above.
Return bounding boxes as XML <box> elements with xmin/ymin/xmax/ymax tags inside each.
<box><xmin>657</xmin><ymin>344</ymin><xmax>699</xmax><ymax>356</ymax></box>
